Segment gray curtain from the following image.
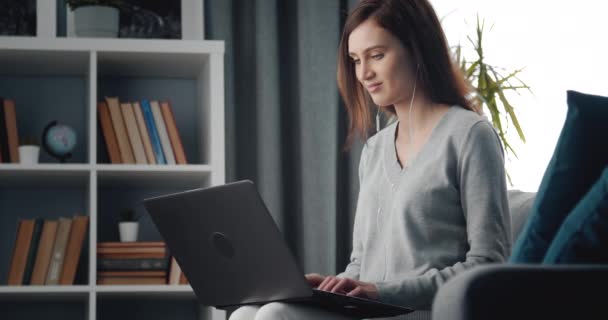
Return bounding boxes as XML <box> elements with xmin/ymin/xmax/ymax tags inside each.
<box><xmin>205</xmin><ymin>0</ymin><xmax>364</xmax><ymax>276</ymax></box>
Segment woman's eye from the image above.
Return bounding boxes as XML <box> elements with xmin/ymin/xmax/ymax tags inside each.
<box><xmin>372</xmin><ymin>53</ymin><xmax>384</xmax><ymax>60</ymax></box>
<box><xmin>352</xmin><ymin>59</ymin><xmax>361</xmax><ymax>65</ymax></box>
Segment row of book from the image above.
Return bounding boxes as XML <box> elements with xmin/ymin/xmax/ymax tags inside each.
<box><xmin>7</xmin><ymin>216</ymin><xmax>89</xmax><ymax>285</ymax></box>
<box><xmin>0</xmin><ymin>98</ymin><xmax>20</xmax><ymax>163</ymax></box>
<box><xmin>97</xmin><ymin>241</ymin><xmax>188</xmax><ymax>285</ymax></box>
<box><xmin>98</xmin><ymin>97</ymin><xmax>187</xmax><ymax>165</ymax></box>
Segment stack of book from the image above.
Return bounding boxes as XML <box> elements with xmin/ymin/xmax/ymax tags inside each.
<box><xmin>0</xmin><ymin>98</ymin><xmax>20</xmax><ymax>163</ymax></box>
<box><xmin>97</xmin><ymin>241</ymin><xmax>171</xmax><ymax>285</ymax></box>
<box><xmin>98</xmin><ymin>97</ymin><xmax>187</xmax><ymax>165</ymax></box>
<box><xmin>7</xmin><ymin>216</ymin><xmax>89</xmax><ymax>285</ymax></box>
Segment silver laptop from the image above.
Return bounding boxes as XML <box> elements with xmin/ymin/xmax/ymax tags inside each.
<box><xmin>143</xmin><ymin>180</ymin><xmax>413</xmax><ymax>318</ymax></box>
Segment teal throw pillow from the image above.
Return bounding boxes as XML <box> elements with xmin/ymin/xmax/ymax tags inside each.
<box><xmin>543</xmin><ymin>167</ymin><xmax>608</xmax><ymax>263</ymax></box>
<box><xmin>510</xmin><ymin>90</ymin><xmax>608</xmax><ymax>263</ymax></box>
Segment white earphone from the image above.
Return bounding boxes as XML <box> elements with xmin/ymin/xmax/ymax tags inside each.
<box><xmin>407</xmin><ymin>64</ymin><xmax>419</xmax><ymax>153</ymax></box>
<box><xmin>375</xmin><ymin>63</ymin><xmax>419</xmax><ymax>134</ymax></box>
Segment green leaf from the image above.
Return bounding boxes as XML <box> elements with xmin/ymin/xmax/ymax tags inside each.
<box><xmin>488</xmin><ymin>67</ymin><xmax>527</xmax><ymax>143</ymax></box>
<box><xmin>506</xmin><ymin>171</ymin><xmax>514</xmax><ymax>187</ymax></box>
<box><xmin>497</xmin><ymin>88</ymin><xmax>526</xmax><ymax>143</ymax></box>
<box><xmin>504</xmin><ymin>140</ymin><xmax>519</xmax><ymax>159</ymax></box>
<box><xmin>465</xmin><ymin>60</ymin><xmax>480</xmax><ymax>78</ymax></box>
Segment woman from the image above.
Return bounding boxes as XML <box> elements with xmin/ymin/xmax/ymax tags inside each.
<box><xmin>230</xmin><ymin>0</ymin><xmax>510</xmax><ymax>319</ymax></box>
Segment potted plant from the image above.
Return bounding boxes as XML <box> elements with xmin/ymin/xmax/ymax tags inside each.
<box><xmin>118</xmin><ymin>208</ymin><xmax>139</xmax><ymax>242</ymax></box>
<box><xmin>453</xmin><ymin>16</ymin><xmax>533</xmax><ymax>184</ymax></box>
<box><xmin>65</xmin><ymin>0</ymin><xmax>124</xmax><ymax>38</ymax></box>
<box><xmin>19</xmin><ymin>136</ymin><xmax>40</xmax><ymax>165</ymax></box>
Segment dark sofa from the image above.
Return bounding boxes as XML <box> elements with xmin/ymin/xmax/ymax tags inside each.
<box><xmin>431</xmin><ymin>190</ymin><xmax>608</xmax><ymax>320</ymax></box>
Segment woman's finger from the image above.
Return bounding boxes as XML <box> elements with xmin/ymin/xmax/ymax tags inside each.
<box><xmin>319</xmin><ymin>276</ymin><xmax>339</xmax><ymax>291</ymax></box>
<box><xmin>317</xmin><ymin>276</ymin><xmax>333</xmax><ymax>291</ymax></box>
<box><xmin>321</xmin><ymin>277</ymin><xmax>339</xmax><ymax>291</ymax></box>
<box><xmin>304</xmin><ymin>273</ymin><xmax>325</xmax><ymax>287</ymax></box>
<box><xmin>331</xmin><ymin>277</ymin><xmax>353</xmax><ymax>294</ymax></box>
<box><xmin>346</xmin><ymin>286</ymin><xmax>363</xmax><ymax>297</ymax></box>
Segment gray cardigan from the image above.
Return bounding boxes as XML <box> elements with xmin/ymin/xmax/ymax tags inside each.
<box><xmin>338</xmin><ymin>106</ymin><xmax>511</xmax><ymax>310</ymax></box>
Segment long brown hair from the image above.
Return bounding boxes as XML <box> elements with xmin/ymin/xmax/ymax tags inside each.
<box><xmin>337</xmin><ymin>0</ymin><xmax>478</xmax><ymax>148</ymax></box>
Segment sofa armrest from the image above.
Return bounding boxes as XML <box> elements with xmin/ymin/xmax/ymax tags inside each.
<box><xmin>431</xmin><ymin>264</ymin><xmax>608</xmax><ymax>320</ymax></box>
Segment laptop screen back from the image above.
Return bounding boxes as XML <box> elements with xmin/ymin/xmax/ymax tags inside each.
<box><xmin>144</xmin><ymin>180</ymin><xmax>313</xmax><ymax>307</ymax></box>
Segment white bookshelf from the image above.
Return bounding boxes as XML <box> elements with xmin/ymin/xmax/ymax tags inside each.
<box><xmin>0</xmin><ymin>37</ymin><xmax>226</xmax><ymax>320</ymax></box>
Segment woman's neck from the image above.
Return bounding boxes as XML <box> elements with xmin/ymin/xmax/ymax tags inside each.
<box><xmin>393</xmin><ymin>94</ymin><xmax>442</xmax><ymax>141</ymax></box>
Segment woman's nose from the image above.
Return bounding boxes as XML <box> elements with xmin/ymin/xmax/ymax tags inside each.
<box><xmin>359</xmin><ymin>61</ymin><xmax>375</xmax><ymax>81</ymax></box>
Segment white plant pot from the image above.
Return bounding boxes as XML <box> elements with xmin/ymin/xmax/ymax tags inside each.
<box><xmin>19</xmin><ymin>145</ymin><xmax>40</xmax><ymax>164</ymax></box>
<box><xmin>119</xmin><ymin>222</ymin><xmax>139</xmax><ymax>242</ymax></box>
<box><xmin>73</xmin><ymin>6</ymin><xmax>119</xmax><ymax>38</ymax></box>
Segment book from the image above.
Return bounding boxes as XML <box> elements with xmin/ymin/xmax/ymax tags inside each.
<box><xmin>167</xmin><ymin>257</ymin><xmax>182</xmax><ymax>285</ymax></box>
<box><xmin>97</xmin><ymin>258</ymin><xmax>169</xmax><ymax>271</ymax></box>
<box><xmin>132</xmin><ymin>101</ymin><xmax>156</xmax><ymax>164</ymax></box>
<box><xmin>7</xmin><ymin>219</ymin><xmax>35</xmax><ymax>285</ymax></box>
<box><xmin>150</xmin><ymin>100</ymin><xmax>176</xmax><ymax>164</ymax></box>
<box><xmin>30</xmin><ymin>220</ymin><xmax>59</xmax><ymax>285</ymax></box>
<box><xmin>97</xmin><ymin>246</ymin><xmax>167</xmax><ymax>254</ymax></box>
<box><xmin>97</xmin><ymin>252</ymin><xmax>168</xmax><ymax>259</ymax></box>
<box><xmin>97</xmin><ymin>242</ymin><xmax>168</xmax><ymax>259</ymax></box>
<box><xmin>0</xmin><ymin>97</ymin><xmax>9</xmax><ymax>163</ymax></box>
<box><xmin>160</xmin><ymin>101</ymin><xmax>187</xmax><ymax>164</ymax></box>
<box><xmin>97</xmin><ymin>241</ymin><xmax>166</xmax><ymax>248</ymax></box>
<box><xmin>45</xmin><ymin>218</ymin><xmax>72</xmax><ymax>285</ymax></box>
<box><xmin>59</xmin><ymin>216</ymin><xmax>89</xmax><ymax>285</ymax></box>
<box><xmin>3</xmin><ymin>99</ymin><xmax>20</xmax><ymax>163</ymax></box>
<box><xmin>121</xmin><ymin>102</ymin><xmax>147</xmax><ymax>164</ymax></box>
<box><xmin>140</xmin><ymin>100</ymin><xmax>166</xmax><ymax>164</ymax></box>
<box><xmin>97</xmin><ymin>101</ymin><xmax>122</xmax><ymax>164</ymax></box>
<box><xmin>105</xmin><ymin>97</ymin><xmax>135</xmax><ymax>164</ymax></box>
<box><xmin>22</xmin><ymin>218</ymin><xmax>44</xmax><ymax>285</ymax></box>
<box><xmin>97</xmin><ymin>276</ymin><xmax>167</xmax><ymax>285</ymax></box>
<box><xmin>98</xmin><ymin>270</ymin><xmax>167</xmax><ymax>277</ymax></box>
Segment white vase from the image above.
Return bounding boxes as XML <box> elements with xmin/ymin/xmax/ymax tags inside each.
<box><xmin>19</xmin><ymin>145</ymin><xmax>40</xmax><ymax>165</ymax></box>
<box><xmin>119</xmin><ymin>222</ymin><xmax>139</xmax><ymax>242</ymax></box>
<box><xmin>73</xmin><ymin>6</ymin><xmax>119</xmax><ymax>38</ymax></box>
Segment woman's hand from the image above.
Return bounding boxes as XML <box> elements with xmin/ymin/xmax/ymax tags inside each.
<box><xmin>317</xmin><ymin>275</ymin><xmax>379</xmax><ymax>300</ymax></box>
<box><xmin>304</xmin><ymin>273</ymin><xmax>326</xmax><ymax>288</ymax></box>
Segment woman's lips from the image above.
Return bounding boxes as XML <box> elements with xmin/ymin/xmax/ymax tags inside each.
<box><xmin>367</xmin><ymin>82</ymin><xmax>382</xmax><ymax>93</ymax></box>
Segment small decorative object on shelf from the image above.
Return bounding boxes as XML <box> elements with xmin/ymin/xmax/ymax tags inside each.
<box><xmin>118</xmin><ymin>208</ymin><xmax>140</xmax><ymax>242</ymax></box>
<box><xmin>18</xmin><ymin>135</ymin><xmax>40</xmax><ymax>165</ymax></box>
<box><xmin>66</xmin><ymin>0</ymin><xmax>124</xmax><ymax>38</ymax></box>
<box><xmin>42</xmin><ymin>121</ymin><xmax>77</xmax><ymax>163</ymax></box>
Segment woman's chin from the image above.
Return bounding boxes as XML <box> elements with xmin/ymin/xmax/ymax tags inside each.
<box><xmin>369</xmin><ymin>95</ymin><xmax>393</xmax><ymax>108</ymax></box>
<box><xmin>371</xmin><ymin>99</ymin><xmax>393</xmax><ymax>108</ymax></box>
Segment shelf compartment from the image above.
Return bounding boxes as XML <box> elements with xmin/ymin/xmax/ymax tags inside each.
<box><xmin>96</xmin><ymin>50</ymin><xmax>210</xmax><ymax>165</ymax></box>
<box><xmin>0</xmin><ymin>184</ymin><xmax>90</xmax><ymax>285</ymax></box>
<box><xmin>0</xmin><ymin>74</ymin><xmax>90</xmax><ymax>163</ymax></box>
<box><xmin>97</xmin><ymin>295</ymin><xmax>201</xmax><ymax>320</ymax></box>
<box><xmin>97</xmin><ymin>177</ymin><xmax>209</xmax><ymax>243</ymax></box>
<box><xmin>0</xmin><ymin>56</ymin><xmax>91</xmax><ymax>163</ymax></box>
